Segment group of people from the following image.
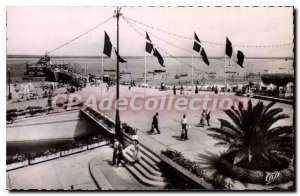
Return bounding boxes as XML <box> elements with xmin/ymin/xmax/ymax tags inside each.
<box><xmin>112</xmin><ymin>137</ymin><xmax>141</xmax><ymax>167</ymax></box>
<box><xmin>199</xmin><ymin>109</ymin><xmax>211</xmax><ymax>127</ymax></box>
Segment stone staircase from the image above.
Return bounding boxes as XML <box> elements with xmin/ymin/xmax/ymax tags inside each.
<box><xmin>122</xmin><ymin>144</ymin><xmax>168</xmax><ymax>188</ymax></box>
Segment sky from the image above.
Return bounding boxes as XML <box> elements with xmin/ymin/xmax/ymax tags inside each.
<box><xmin>6</xmin><ymin>7</ymin><xmax>294</xmax><ymax>57</ymax></box>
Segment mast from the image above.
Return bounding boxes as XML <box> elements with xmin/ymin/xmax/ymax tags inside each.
<box><xmin>114</xmin><ymin>7</ymin><xmax>122</xmax><ymax>140</ymax></box>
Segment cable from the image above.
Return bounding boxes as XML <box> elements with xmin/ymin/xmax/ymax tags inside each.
<box><xmin>123</xmin><ymin>16</ymin><xmax>294</xmax><ymax>48</ymax></box>
<box><xmin>17</xmin><ymin>16</ymin><xmax>113</xmax><ymax>67</ymax></box>
<box><xmin>123</xmin><ymin>16</ymin><xmax>208</xmax><ymax>74</ymax></box>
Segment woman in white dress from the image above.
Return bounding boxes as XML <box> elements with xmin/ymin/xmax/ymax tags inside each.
<box><xmin>132</xmin><ymin>140</ymin><xmax>141</xmax><ymax>163</ymax></box>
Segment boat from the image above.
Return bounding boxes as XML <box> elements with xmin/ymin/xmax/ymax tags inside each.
<box><xmin>154</xmin><ymin>69</ymin><xmax>166</xmax><ymax>73</ymax></box>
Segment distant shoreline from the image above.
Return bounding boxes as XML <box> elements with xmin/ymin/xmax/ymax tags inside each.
<box><xmin>7</xmin><ymin>54</ymin><xmax>294</xmax><ymax>60</ymax></box>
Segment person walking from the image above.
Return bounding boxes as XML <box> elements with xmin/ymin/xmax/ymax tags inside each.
<box><xmin>132</xmin><ymin>140</ymin><xmax>141</xmax><ymax>163</ymax></box>
<box><xmin>180</xmin><ymin>85</ymin><xmax>184</xmax><ymax>95</ymax></box>
<box><xmin>206</xmin><ymin>110</ymin><xmax>211</xmax><ymax>126</ymax></box>
<box><xmin>116</xmin><ymin>141</ymin><xmax>124</xmax><ymax>167</ymax></box>
<box><xmin>195</xmin><ymin>85</ymin><xmax>199</xmax><ymax>94</ymax></box>
<box><xmin>200</xmin><ymin>109</ymin><xmax>207</xmax><ymax>127</ymax></box>
<box><xmin>173</xmin><ymin>85</ymin><xmax>176</xmax><ymax>95</ymax></box>
<box><xmin>151</xmin><ymin>112</ymin><xmax>160</xmax><ymax>134</ymax></box>
<box><xmin>112</xmin><ymin>138</ymin><xmax>119</xmax><ymax>165</ymax></box>
<box><xmin>181</xmin><ymin>114</ymin><xmax>188</xmax><ymax>140</ymax></box>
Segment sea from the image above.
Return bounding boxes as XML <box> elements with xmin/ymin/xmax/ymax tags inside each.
<box><xmin>6</xmin><ymin>55</ymin><xmax>294</xmax><ymax>85</ymax></box>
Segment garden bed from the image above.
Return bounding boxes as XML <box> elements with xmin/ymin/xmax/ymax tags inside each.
<box><xmin>60</xmin><ymin>146</ymin><xmax>88</xmax><ymax>157</ymax></box>
<box><xmin>160</xmin><ymin>154</ymin><xmax>214</xmax><ymax>189</ymax></box>
<box><xmin>6</xmin><ymin>160</ymin><xmax>29</xmax><ymax>171</ymax></box>
<box><xmin>29</xmin><ymin>152</ymin><xmax>60</xmax><ymax>165</ymax></box>
<box><xmin>87</xmin><ymin>140</ymin><xmax>110</xmax><ymax>150</ymax></box>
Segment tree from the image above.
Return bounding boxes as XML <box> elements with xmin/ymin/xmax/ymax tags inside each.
<box><xmin>207</xmin><ymin>100</ymin><xmax>293</xmax><ymax>171</ymax></box>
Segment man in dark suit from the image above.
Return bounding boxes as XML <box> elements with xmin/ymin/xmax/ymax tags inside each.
<box><xmin>151</xmin><ymin>112</ymin><xmax>160</xmax><ymax>134</ymax></box>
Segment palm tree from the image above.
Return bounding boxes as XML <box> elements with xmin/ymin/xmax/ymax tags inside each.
<box><xmin>208</xmin><ymin>100</ymin><xmax>293</xmax><ymax>171</ymax></box>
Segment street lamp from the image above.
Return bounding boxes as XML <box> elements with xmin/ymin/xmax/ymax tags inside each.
<box><xmin>113</xmin><ymin>7</ymin><xmax>122</xmax><ymax>140</ymax></box>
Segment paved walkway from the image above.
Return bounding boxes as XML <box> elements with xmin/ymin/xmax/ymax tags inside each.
<box><xmin>7</xmin><ymin>148</ymin><xmax>101</xmax><ymax>190</ymax></box>
<box><xmin>94</xmin><ymin>85</ymin><xmax>293</xmax><ymax>162</ymax></box>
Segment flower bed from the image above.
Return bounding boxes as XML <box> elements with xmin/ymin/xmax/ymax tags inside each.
<box><xmin>85</xmin><ymin>107</ymin><xmax>115</xmax><ymax>132</ymax></box>
<box><xmin>214</xmin><ymin>156</ymin><xmax>294</xmax><ymax>185</ymax></box>
<box><xmin>6</xmin><ymin>134</ymin><xmax>108</xmax><ymax>170</ymax></box>
<box><xmin>121</xmin><ymin>123</ymin><xmax>137</xmax><ymax>135</ymax></box>
<box><xmin>61</xmin><ymin>146</ymin><xmax>88</xmax><ymax>157</ymax></box>
<box><xmin>6</xmin><ymin>160</ymin><xmax>29</xmax><ymax>171</ymax></box>
<box><xmin>161</xmin><ymin>153</ymin><xmax>214</xmax><ymax>189</ymax></box>
<box><xmin>29</xmin><ymin>152</ymin><xmax>60</xmax><ymax>165</ymax></box>
<box><xmin>161</xmin><ymin>149</ymin><xmax>232</xmax><ymax>190</ymax></box>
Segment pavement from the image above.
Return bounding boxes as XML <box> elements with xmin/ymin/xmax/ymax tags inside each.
<box><xmin>88</xmin><ymin>84</ymin><xmax>293</xmax><ymax>162</ymax></box>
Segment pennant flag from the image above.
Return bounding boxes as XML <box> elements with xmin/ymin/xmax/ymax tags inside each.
<box><xmin>237</xmin><ymin>50</ymin><xmax>245</xmax><ymax>68</ymax></box>
<box><xmin>153</xmin><ymin>48</ymin><xmax>165</xmax><ymax>67</ymax></box>
<box><xmin>200</xmin><ymin>48</ymin><xmax>210</xmax><ymax>65</ymax></box>
<box><xmin>232</xmin><ymin>50</ymin><xmax>238</xmax><ymax>64</ymax></box>
<box><xmin>146</xmin><ymin>32</ymin><xmax>151</xmax><ymax>42</ymax></box>
<box><xmin>114</xmin><ymin>48</ymin><xmax>127</xmax><ymax>63</ymax></box>
<box><xmin>194</xmin><ymin>32</ymin><xmax>200</xmax><ymax>42</ymax></box>
<box><xmin>103</xmin><ymin>31</ymin><xmax>112</xmax><ymax>57</ymax></box>
<box><xmin>193</xmin><ymin>32</ymin><xmax>201</xmax><ymax>52</ymax></box>
<box><xmin>145</xmin><ymin>32</ymin><xmax>153</xmax><ymax>54</ymax></box>
<box><xmin>225</xmin><ymin>37</ymin><xmax>233</xmax><ymax>58</ymax></box>
<box><xmin>146</xmin><ymin>42</ymin><xmax>153</xmax><ymax>54</ymax></box>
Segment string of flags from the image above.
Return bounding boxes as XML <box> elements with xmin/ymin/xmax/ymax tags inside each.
<box><xmin>124</xmin><ymin>15</ymin><xmax>293</xmax><ymax>48</ymax></box>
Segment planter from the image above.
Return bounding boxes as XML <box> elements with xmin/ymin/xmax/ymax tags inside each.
<box><xmin>6</xmin><ymin>160</ymin><xmax>29</xmax><ymax>171</ymax></box>
<box><xmin>60</xmin><ymin>146</ymin><xmax>88</xmax><ymax>157</ymax></box>
<box><xmin>29</xmin><ymin>152</ymin><xmax>60</xmax><ymax>165</ymax></box>
<box><xmin>87</xmin><ymin>140</ymin><xmax>110</xmax><ymax>150</ymax></box>
<box><xmin>216</xmin><ymin>158</ymin><xmax>294</xmax><ymax>185</ymax></box>
<box><xmin>160</xmin><ymin>154</ymin><xmax>214</xmax><ymax>190</ymax></box>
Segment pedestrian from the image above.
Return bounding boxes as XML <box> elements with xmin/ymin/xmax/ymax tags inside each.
<box><xmin>117</xmin><ymin>141</ymin><xmax>124</xmax><ymax>167</ymax></box>
<box><xmin>195</xmin><ymin>85</ymin><xmax>199</xmax><ymax>94</ymax></box>
<box><xmin>206</xmin><ymin>110</ymin><xmax>211</xmax><ymax>126</ymax></box>
<box><xmin>132</xmin><ymin>140</ymin><xmax>141</xmax><ymax>163</ymax></box>
<box><xmin>129</xmin><ymin>85</ymin><xmax>131</xmax><ymax>91</ymax></box>
<box><xmin>173</xmin><ymin>85</ymin><xmax>176</xmax><ymax>95</ymax></box>
<box><xmin>200</xmin><ymin>109</ymin><xmax>207</xmax><ymax>127</ymax></box>
<box><xmin>150</xmin><ymin>112</ymin><xmax>160</xmax><ymax>134</ymax></box>
<box><xmin>106</xmin><ymin>85</ymin><xmax>109</xmax><ymax>92</ymax></box>
<box><xmin>180</xmin><ymin>85</ymin><xmax>184</xmax><ymax>95</ymax></box>
<box><xmin>112</xmin><ymin>138</ymin><xmax>119</xmax><ymax>165</ymax></box>
<box><xmin>181</xmin><ymin>114</ymin><xmax>188</xmax><ymax>140</ymax></box>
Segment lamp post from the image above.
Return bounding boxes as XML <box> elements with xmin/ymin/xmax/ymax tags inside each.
<box><xmin>114</xmin><ymin>7</ymin><xmax>122</xmax><ymax>140</ymax></box>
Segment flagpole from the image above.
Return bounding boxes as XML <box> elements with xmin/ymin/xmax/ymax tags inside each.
<box><xmin>101</xmin><ymin>53</ymin><xmax>103</xmax><ymax>99</ymax></box>
<box><xmin>192</xmin><ymin>53</ymin><xmax>194</xmax><ymax>87</ymax></box>
<box><xmin>144</xmin><ymin>51</ymin><xmax>147</xmax><ymax>85</ymax></box>
<box><xmin>224</xmin><ymin>55</ymin><xmax>226</xmax><ymax>95</ymax></box>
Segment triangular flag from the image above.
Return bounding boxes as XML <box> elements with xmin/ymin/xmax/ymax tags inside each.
<box><xmin>146</xmin><ymin>32</ymin><xmax>151</xmax><ymax>42</ymax></box>
<box><xmin>146</xmin><ymin>42</ymin><xmax>153</xmax><ymax>54</ymax></box>
<box><xmin>237</xmin><ymin>50</ymin><xmax>245</xmax><ymax>68</ymax></box>
<box><xmin>193</xmin><ymin>32</ymin><xmax>201</xmax><ymax>52</ymax></box>
<box><xmin>232</xmin><ymin>50</ymin><xmax>238</xmax><ymax>64</ymax></box>
<box><xmin>153</xmin><ymin>48</ymin><xmax>165</xmax><ymax>67</ymax></box>
<box><xmin>194</xmin><ymin>32</ymin><xmax>200</xmax><ymax>43</ymax></box>
<box><xmin>103</xmin><ymin>31</ymin><xmax>112</xmax><ymax>57</ymax></box>
<box><xmin>200</xmin><ymin>48</ymin><xmax>210</xmax><ymax>66</ymax></box>
<box><xmin>114</xmin><ymin>48</ymin><xmax>127</xmax><ymax>63</ymax></box>
<box><xmin>225</xmin><ymin>37</ymin><xmax>233</xmax><ymax>58</ymax></box>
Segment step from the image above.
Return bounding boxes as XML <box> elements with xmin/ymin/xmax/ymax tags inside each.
<box><xmin>123</xmin><ymin>153</ymin><xmax>166</xmax><ymax>182</ymax></box>
<box><xmin>139</xmin><ymin>145</ymin><xmax>161</xmax><ymax>163</ymax></box>
<box><xmin>127</xmin><ymin>148</ymin><xmax>160</xmax><ymax>171</ymax></box>
<box><xmin>125</xmin><ymin>150</ymin><xmax>164</xmax><ymax>177</ymax></box>
<box><xmin>123</xmin><ymin>160</ymin><xmax>168</xmax><ymax>188</ymax></box>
